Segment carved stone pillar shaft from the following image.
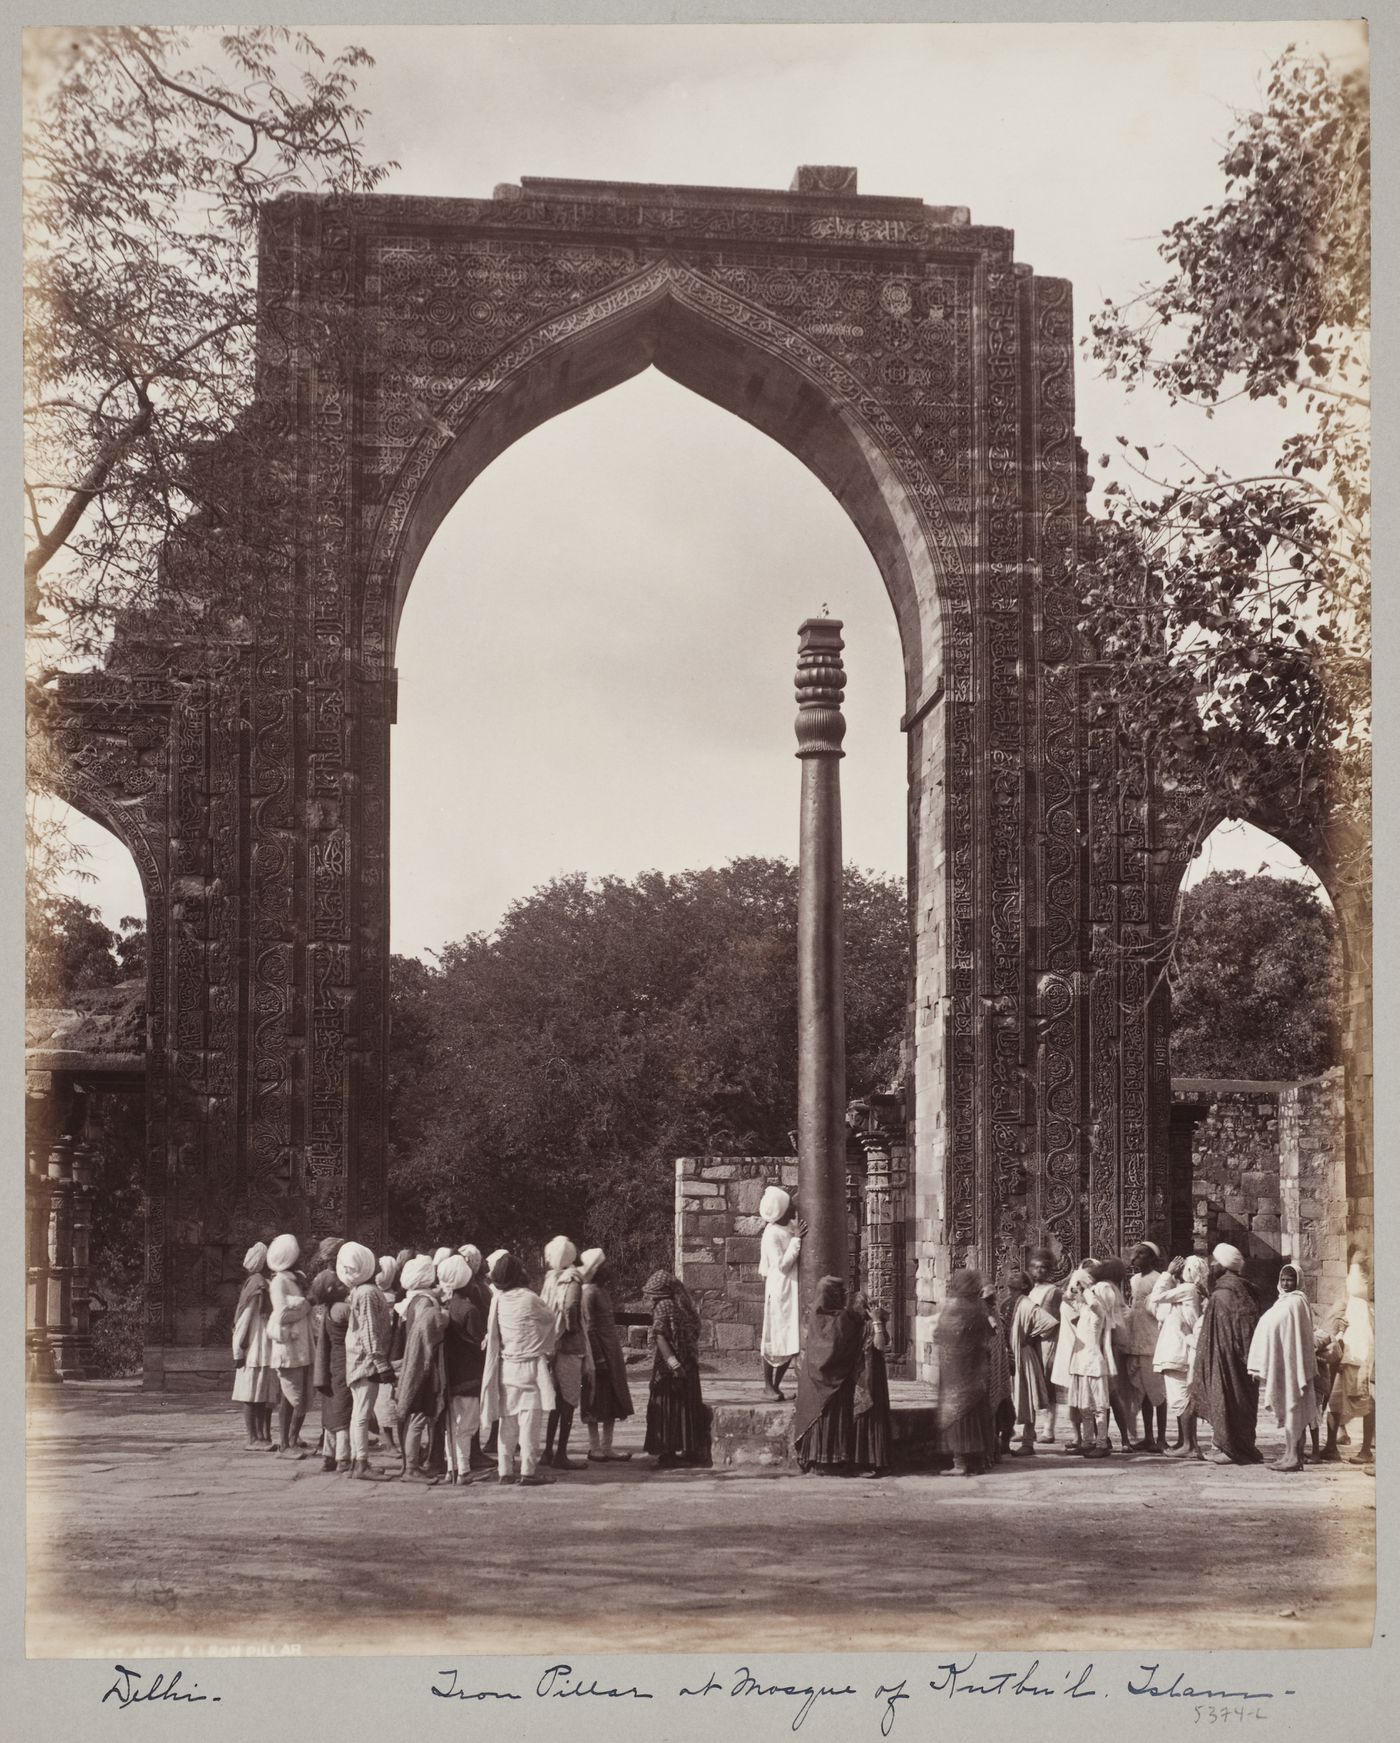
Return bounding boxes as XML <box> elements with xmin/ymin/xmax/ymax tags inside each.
<box><xmin>795</xmin><ymin>618</ymin><xmax>848</xmax><ymax>1310</ymax></box>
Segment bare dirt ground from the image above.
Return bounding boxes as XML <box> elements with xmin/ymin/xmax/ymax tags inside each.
<box><xmin>27</xmin><ymin>1381</ymin><xmax>1374</xmax><ymax>1657</ymax></box>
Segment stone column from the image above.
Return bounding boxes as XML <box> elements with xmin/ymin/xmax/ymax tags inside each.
<box><xmin>26</xmin><ymin>1132</ymin><xmax>59</xmax><ymax>1385</ymax></box>
<box><xmin>45</xmin><ymin>1136</ymin><xmax>77</xmax><ymax>1380</ymax></box>
<box><xmin>794</xmin><ymin>618</ymin><xmax>849</xmax><ymax>1307</ymax></box>
<box><xmin>849</xmin><ymin>1091</ymin><xmax>908</xmax><ymax>1361</ymax></box>
<box><xmin>70</xmin><ymin>1138</ymin><xmax>97</xmax><ymax>1380</ymax></box>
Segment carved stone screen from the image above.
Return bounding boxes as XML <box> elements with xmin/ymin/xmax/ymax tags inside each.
<box><xmin>31</xmin><ymin>171</ymin><xmax>1171</xmax><ymax>1383</ymax></box>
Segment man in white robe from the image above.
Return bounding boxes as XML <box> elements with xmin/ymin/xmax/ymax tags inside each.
<box><xmin>481</xmin><ymin>1253</ymin><xmax>558</xmax><ymax>1486</ymax></box>
<box><xmin>1247</xmin><ymin>1262</ymin><xmax>1319</xmax><ymax>1472</ymax></box>
<box><xmin>758</xmin><ymin>1186</ymin><xmax>805</xmax><ymax>1399</ymax></box>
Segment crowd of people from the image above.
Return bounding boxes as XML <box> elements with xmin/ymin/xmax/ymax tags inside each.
<box><xmin>781</xmin><ymin>1238</ymin><xmax>1377</xmax><ymax>1480</ymax></box>
<box><xmin>230</xmin><ymin>1215</ymin><xmax>1375</xmax><ymax>1488</ymax></box>
<box><xmin>231</xmin><ymin>1235</ymin><xmax>708</xmax><ymax>1484</ymax></box>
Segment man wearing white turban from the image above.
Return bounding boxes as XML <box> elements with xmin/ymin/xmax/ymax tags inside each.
<box><xmin>541</xmin><ymin>1235</ymin><xmax>586</xmax><ymax>1470</ymax></box>
<box><xmin>336</xmin><ymin>1242</ymin><xmax>393</xmax><ymax>1479</ymax></box>
<box><xmin>759</xmin><ymin>1186</ymin><xmax>806</xmax><ymax>1399</ymax></box>
<box><xmin>266</xmin><ymin>1234</ymin><xmax>314</xmax><ymax>1457</ymax></box>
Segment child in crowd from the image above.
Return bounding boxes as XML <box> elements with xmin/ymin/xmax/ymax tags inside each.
<box><xmin>231</xmin><ymin>1242</ymin><xmax>277</xmax><ymax>1450</ymax></box>
<box><xmin>1154</xmin><ymin>1254</ymin><xmax>1208</xmax><ymax>1460</ymax></box>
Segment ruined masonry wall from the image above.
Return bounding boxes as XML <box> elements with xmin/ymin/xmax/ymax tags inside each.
<box><xmin>1173</xmin><ymin>1069</ymin><xmax>1346</xmax><ymax>1303</ymax></box>
<box><xmin>675</xmin><ymin>1157</ymin><xmax>798</xmax><ymax>1358</ymax></box>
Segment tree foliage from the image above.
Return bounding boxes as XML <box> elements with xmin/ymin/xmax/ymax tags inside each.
<box><xmin>23</xmin><ymin>25</ymin><xmax>390</xmax><ymax>662</ymax></box>
<box><xmin>386</xmin><ymin>859</ymin><xmax>908</xmax><ymax>1297</ymax></box>
<box><xmin>1082</xmin><ymin>48</ymin><xmax>1369</xmax><ymax>898</ymax></box>
<box><xmin>26</xmin><ymin>894</ymin><xmax>145</xmax><ymax>1006</ymax></box>
<box><xmin>1170</xmin><ymin>870</ymin><xmax>1339</xmax><ymax>1080</ymax></box>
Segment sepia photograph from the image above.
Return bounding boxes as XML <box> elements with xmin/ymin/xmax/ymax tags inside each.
<box><xmin>19</xmin><ymin>13</ymin><xmax>1374</xmax><ymax>1668</ymax></box>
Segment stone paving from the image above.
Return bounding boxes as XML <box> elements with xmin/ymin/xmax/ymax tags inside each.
<box><xmin>27</xmin><ymin>1380</ymin><xmax>1374</xmax><ymax>1657</ymax></box>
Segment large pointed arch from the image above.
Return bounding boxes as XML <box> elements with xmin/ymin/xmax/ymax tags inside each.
<box><xmin>363</xmin><ymin>260</ymin><xmax>967</xmax><ymax>710</ymax></box>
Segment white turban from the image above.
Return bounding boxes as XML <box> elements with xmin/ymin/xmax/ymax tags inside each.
<box><xmin>267</xmin><ymin>1234</ymin><xmax>300</xmax><ymax>1273</ymax></box>
<box><xmin>1212</xmin><ymin>1243</ymin><xmax>1246</xmax><ymax>1274</ymax></box>
<box><xmin>335</xmin><ymin>1241</ymin><xmax>376</xmax><ymax>1288</ymax></box>
<box><xmin>458</xmin><ymin>1244</ymin><xmax>483</xmax><ymax>1276</ymax></box>
<box><xmin>544</xmin><ymin>1235</ymin><xmax>577</xmax><ymax>1271</ymax></box>
<box><xmin>579</xmin><ymin>1248</ymin><xmax>606</xmax><ymax>1283</ymax></box>
<box><xmin>1182</xmin><ymin>1255</ymin><xmax>1210</xmax><ymax>1287</ymax></box>
<box><xmin>243</xmin><ymin>1242</ymin><xmax>268</xmax><ymax>1274</ymax></box>
<box><xmin>400</xmin><ymin>1255</ymin><xmax>437</xmax><ymax>1293</ymax></box>
<box><xmin>376</xmin><ymin>1254</ymin><xmax>397</xmax><ymax>1290</ymax></box>
<box><xmin>759</xmin><ymin>1186</ymin><xmax>790</xmax><ymax>1224</ymax></box>
<box><xmin>433</xmin><ymin>1247</ymin><xmax>452</xmax><ymax>1265</ymax></box>
<box><xmin>437</xmin><ymin>1254</ymin><xmax>472</xmax><ymax>1293</ymax></box>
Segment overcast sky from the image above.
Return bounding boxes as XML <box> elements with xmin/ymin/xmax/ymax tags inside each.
<box><xmin>58</xmin><ymin>19</ymin><xmax>1362</xmax><ymax>952</ymax></box>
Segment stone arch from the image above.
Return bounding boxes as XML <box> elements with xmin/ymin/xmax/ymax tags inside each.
<box><xmin>365</xmin><ymin>261</ymin><xmax>965</xmax><ymax>710</ymax></box>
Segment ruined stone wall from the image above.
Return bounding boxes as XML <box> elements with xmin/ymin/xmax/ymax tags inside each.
<box><xmin>1279</xmin><ymin>1068</ymin><xmax>1349</xmax><ymax>1307</ymax></box>
<box><xmin>675</xmin><ymin>1156</ymin><xmax>798</xmax><ymax>1360</ymax></box>
<box><xmin>1172</xmin><ymin>1072</ymin><xmax>1347</xmax><ymax>1302</ymax></box>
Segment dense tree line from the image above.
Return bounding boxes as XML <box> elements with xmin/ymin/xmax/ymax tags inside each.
<box><xmin>386</xmin><ymin>859</ymin><xmax>909</xmax><ymax>1297</ymax></box>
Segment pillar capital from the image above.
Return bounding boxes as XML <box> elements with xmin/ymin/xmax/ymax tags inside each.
<box><xmin>794</xmin><ymin>617</ymin><xmax>847</xmax><ymax>760</ymax></box>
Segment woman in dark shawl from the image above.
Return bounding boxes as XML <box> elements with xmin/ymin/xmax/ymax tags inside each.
<box><xmin>579</xmin><ymin>1248</ymin><xmax>635</xmax><ymax>1461</ymax></box>
<box><xmin>642</xmin><ymin>1270</ymin><xmax>707</xmax><ymax>1468</ymax></box>
<box><xmin>792</xmin><ymin>1276</ymin><xmax>864</xmax><ymax>1473</ymax></box>
<box><xmin>310</xmin><ymin>1269</ymin><xmax>352</xmax><ymax>1472</ymax></box>
<box><xmin>1190</xmin><ymin>1243</ymin><xmax>1264</xmax><ymax>1464</ymax></box>
<box><xmin>851</xmin><ymin>1291</ymin><xmax>894</xmax><ymax>1477</ymax></box>
<box><xmin>935</xmin><ymin>1268</ymin><xmax>995</xmax><ymax>1475</ymax></box>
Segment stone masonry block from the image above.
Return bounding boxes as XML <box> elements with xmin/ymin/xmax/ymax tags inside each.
<box><xmin>685</xmin><ymin>1180</ymin><xmax>723</xmax><ymax>1197</ymax></box>
<box><xmin>735</xmin><ymin>1178</ymin><xmax>768</xmax><ymax>1215</ymax></box>
<box><xmin>713</xmin><ymin>1321</ymin><xmax>757</xmax><ymax>1350</ymax></box>
<box><xmin>683</xmin><ymin>1263</ymin><xmax>727</xmax><ymax>1290</ymax></box>
<box><xmin>725</xmin><ymin>1236</ymin><xmax>761</xmax><ymax>1266</ymax></box>
<box><xmin>733</xmin><ymin>1215</ymin><xmax>765</xmax><ymax>1236</ymax></box>
<box><xmin>704</xmin><ymin>1164</ymin><xmax>739</xmax><ymax>1181</ymax></box>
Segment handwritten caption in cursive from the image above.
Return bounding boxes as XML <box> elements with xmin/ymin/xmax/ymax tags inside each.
<box><xmin>95</xmin><ymin>1657</ymin><xmax>1298</xmax><ymax>1727</ymax></box>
